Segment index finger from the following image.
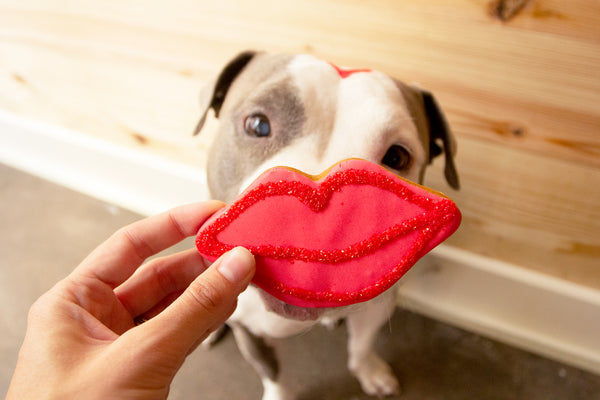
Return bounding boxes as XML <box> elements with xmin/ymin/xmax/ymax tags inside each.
<box><xmin>73</xmin><ymin>201</ymin><xmax>225</xmax><ymax>288</ymax></box>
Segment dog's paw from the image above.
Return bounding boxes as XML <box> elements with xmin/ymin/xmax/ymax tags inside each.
<box><xmin>320</xmin><ymin>316</ymin><xmax>343</xmax><ymax>331</ymax></box>
<box><xmin>201</xmin><ymin>324</ymin><xmax>228</xmax><ymax>349</ymax></box>
<box><xmin>351</xmin><ymin>353</ymin><xmax>400</xmax><ymax>397</ymax></box>
<box><xmin>261</xmin><ymin>379</ymin><xmax>292</xmax><ymax>400</ymax></box>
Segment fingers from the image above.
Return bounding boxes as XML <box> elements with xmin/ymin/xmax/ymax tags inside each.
<box><xmin>74</xmin><ymin>201</ymin><xmax>225</xmax><ymax>288</ymax></box>
<box><xmin>114</xmin><ymin>248</ymin><xmax>210</xmax><ymax>318</ymax></box>
<box><xmin>126</xmin><ymin>247</ymin><xmax>255</xmax><ymax>360</ymax></box>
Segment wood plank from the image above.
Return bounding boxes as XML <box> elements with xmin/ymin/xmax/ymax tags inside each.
<box><xmin>478</xmin><ymin>0</ymin><xmax>600</xmax><ymax>43</ymax></box>
<box><xmin>1</xmin><ymin>0</ymin><xmax>598</xmax><ymax>167</ymax></box>
<box><xmin>0</xmin><ymin>0</ymin><xmax>598</xmax><ymax>290</ymax></box>
<box><xmin>424</xmin><ymin>137</ymin><xmax>600</xmax><ymax>289</ymax></box>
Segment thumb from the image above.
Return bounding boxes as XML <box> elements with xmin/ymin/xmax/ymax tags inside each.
<box><xmin>131</xmin><ymin>247</ymin><xmax>255</xmax><ymax>359</ymax></box>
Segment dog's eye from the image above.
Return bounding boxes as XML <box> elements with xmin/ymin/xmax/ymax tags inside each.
<box><xmin>382</xmin><ymin>145</ymin><xmax>412</xmax><ymax>171</ymax></box>
<box><xmin>244</xmin><ymin>113</ymin><xmax>271</xmax><ymax>137</ymax></box>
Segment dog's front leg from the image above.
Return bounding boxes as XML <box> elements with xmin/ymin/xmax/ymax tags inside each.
<box><xmin>230</xmin><ymin>324</ymin><xmax>291</xmax><ymax>400</ymax></box>
<box><xmin>346</xmin><ymin>293</ymin><xmax>400</xmax><ymax>397</ymax></box>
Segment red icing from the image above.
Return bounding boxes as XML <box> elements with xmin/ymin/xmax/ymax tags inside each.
<box><xmin>196</xmin><ymin>160</ymin><xmax>461</xmax><ymax>308</ymax></box>
<box><xmin>328</xmin><ymin>62</ymin><xmax>372</xmax><ymax>79</ymax></box>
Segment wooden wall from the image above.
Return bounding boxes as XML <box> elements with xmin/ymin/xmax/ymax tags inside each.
<box><xmin>1</xmin><ymin>0</ymin><xmax>599</xmax><ymax>289</ymax></box>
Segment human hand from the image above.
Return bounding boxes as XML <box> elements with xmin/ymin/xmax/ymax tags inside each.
<box><xmin>7</xmin><ymin>201</ymin><xmax>255</xmax><ymax>400</ymax></box>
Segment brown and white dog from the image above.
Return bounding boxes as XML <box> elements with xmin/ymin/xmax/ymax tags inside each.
<box><xmin>194</xmin><ymin>51</ymin><xmax>459</xmax><ymax>400</ymax></box>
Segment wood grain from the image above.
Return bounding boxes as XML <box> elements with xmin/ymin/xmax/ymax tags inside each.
<box><xmin>425</xmin><ymin>138</ymin><xmax>600</xmax><ymax>288</ymax></box>
<box><xmin>0</xmin><ymin>0</ymin><xmax>598</xmax><ymax>288</ymax></box>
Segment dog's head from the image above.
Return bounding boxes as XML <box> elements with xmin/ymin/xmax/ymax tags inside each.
<box><xmin>195</xmin><ymin>51</ymin><xmax>459</xmax><ymax>204</ymax></box>
<box><xmin>194</xmin><ymin>51</ymin><xmax>460</xmax><ymax>320</ymax></box>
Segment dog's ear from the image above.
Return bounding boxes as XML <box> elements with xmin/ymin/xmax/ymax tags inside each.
<box><xmin>193</xmin><ymin>51</ymin><xmax>256</xmax><ymax>135</ymax></box>
<box><xmin>421</xmin><ymin>90</ymin><xmax>460</xmax><ymax>190</ymax></box>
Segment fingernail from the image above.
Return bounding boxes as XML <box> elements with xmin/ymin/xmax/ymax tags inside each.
<box><xmin>217</xmin><ymin>247</ymin><xmax>255</xmax><ymax>283</ymax></box>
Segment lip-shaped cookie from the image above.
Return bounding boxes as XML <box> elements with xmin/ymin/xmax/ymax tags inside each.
<box><xmin>196</xmin><ymin>159</ymin><xmax>461</xmax><ymax>308</ymax></box>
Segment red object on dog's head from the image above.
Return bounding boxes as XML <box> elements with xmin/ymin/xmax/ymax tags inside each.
<box><xmin>328</xmin><ymin>62</ymin><xmax>372</xmax><ymax>79</ymax></box>
<box><xmin>196</xmin><ymin>159</ymin><xmax>461</xmax><ymax>308</ymax></box>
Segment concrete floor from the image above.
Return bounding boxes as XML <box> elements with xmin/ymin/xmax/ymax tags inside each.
<box><xmin>1</xmin><ymin>162</ymin><xmax>599</xmax><ymax>399</ymax></box>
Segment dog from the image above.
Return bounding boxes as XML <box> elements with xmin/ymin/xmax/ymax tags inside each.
<box><xmin>193</xmin><ymin>51</ymin><xmax>459</xmax><ymax>400</ymax></box>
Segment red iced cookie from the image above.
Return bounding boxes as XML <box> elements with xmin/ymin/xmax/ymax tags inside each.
<box><xmin>196</xmin><ymin>159</ymin><xmax>461</xmax><ymax>308</ymax></box>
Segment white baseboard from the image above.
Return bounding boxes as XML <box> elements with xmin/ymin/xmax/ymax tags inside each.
<box><xmin>0</xmin><ymin>109</ymin><xmax>210</xmax><ymax>216</ymax></box>
<box><xmin>400</xmin><ymin>246</ymin><xmax>600</xmax><ymax>375</ymax></box>
<box><xmin>1</xmin><ymin>109</ymin><xmax>599</xmax><ymax>375</ymax></box>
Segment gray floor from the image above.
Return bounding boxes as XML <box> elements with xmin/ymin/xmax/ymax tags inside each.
<box><xmin>2</xmin><ymin>162</ymin><xmax>599</xmax><ymax>399</ymax></box>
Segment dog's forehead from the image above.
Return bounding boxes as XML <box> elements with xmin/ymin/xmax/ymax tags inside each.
<box><xmin>286</xmin><ymin>54</ymin><xmax>396</xmax><ymax>91</ymax></box>
<box><xmin>286</xmin><ymin>55</ymin><xmax>408</xmax><ymax>119</ymax></box>
<box><xmin>285</xmin><ymin>54</ymin><xmax>417</xmax><ymax>157</ymax></box>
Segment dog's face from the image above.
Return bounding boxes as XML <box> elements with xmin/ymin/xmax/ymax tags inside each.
<box><xmin>195</xmin><ymin>52</ymin><xmax>459</xmax><ymax>204</ymax></box>
<box><xmin>194</xmin><ymin>51</ymin><xmax>459</xmax><ymax>320</ymax></box>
